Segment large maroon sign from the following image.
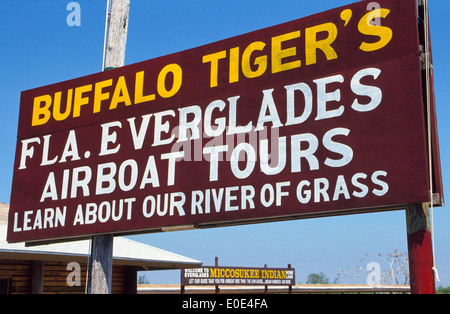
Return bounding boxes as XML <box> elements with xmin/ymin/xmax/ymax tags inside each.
<box><xmin>8</xmin><ymin>0</ymin><xmax>442</xmax><ymax>243</ymax></box>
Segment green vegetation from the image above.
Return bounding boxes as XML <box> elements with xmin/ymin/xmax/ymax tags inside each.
<box><xmin>437</xmin><ymin>286</ymin><xmax>450</xmax><ymax>294</ymax></box>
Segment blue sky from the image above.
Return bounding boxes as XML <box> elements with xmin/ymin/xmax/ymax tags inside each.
<box><xmin>1</xmin><ymin>0</ymin><xmax>449</xmax><ymax>286</ymax></box>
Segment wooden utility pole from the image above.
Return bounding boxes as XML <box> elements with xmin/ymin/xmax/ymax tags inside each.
<box><xmin>102</xmin><ymin>0</ymin><xmax>130</xmax><ymax>71</ymax></box>
<box><xmin>87</xmin><ymin>0</ymin><xmax>130</xmax><ymax>294</ymax></box>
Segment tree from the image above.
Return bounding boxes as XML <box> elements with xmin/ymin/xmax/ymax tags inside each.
<box><xmin>306</xmin><ymin>272</ymin><xmax>329</xmax><ymax>284</ymax></box>
<box><xmin>437</xmin><ymin>286</ymin><xmax>450</xmax><ymax>294</ymax></box>
<box><xmin>337</xmin><ymin>249</ymin><xmax>409</xmax><ymax>285</ymax></box>
<box><xmin>138</xmin><ymin>274</ymin><xmax>150</xmax><ymax>284</ymax></box>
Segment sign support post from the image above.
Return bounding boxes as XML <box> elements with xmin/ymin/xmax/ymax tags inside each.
<box><xmin>87</xmin><ymin>0</ymin><xmax>130</xmax><ymax>294</ymax></box>
<box><xmin>288</xmin><ymin>264</ymin><xmax>293</xmax><ymax>294</ymax></box>
<box><xmin>405</xmin><ymin>203</ymin><xmax>436</xmax><ymax>294</ymax></box>
<box><xmin>215</xmin><ymin>257</ymin><xmax>220</xmax><ymax>294</ymax></box>
<box><xmin>405</xmin><ymin>0</ymin><xmax>439</xmax><ymax>295</ymax></box>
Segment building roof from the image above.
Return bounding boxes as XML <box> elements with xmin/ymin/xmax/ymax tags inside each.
<box><xmin>0</xmin><ymin>203</ymin><xmax>201</xmax><ymax>270</ymax></box>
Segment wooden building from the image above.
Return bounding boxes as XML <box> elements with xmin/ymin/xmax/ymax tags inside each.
<box><xmin>0</xmin><ymin>203</ymin><xmax>202</xmax><ymax>294</ymax></box>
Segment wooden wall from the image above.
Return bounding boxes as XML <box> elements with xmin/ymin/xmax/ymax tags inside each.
<box><xmin>0</xmin><ymin>260</ymin><xmax>31</xmax><ymax>294</ymax></box>
<box><xmin>0</xmin><ymin>259</ymin><xmax>136</xmax><ymax>294</ymax></box>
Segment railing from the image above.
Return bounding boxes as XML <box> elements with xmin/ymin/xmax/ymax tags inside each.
<box><xmin>138</xmin><ymin>284</ymin><xmax>410</xmax><ymax>294</ymax></box>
